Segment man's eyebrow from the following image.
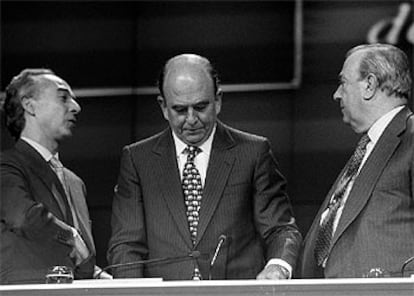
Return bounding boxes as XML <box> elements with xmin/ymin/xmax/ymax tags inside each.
<box><xmin>195</xmin><ymin>100</ymin><xmax>209</xmax><ymax>104</ymax></box>
<box><xmin>171</xmin><ymin>101</ymin><xmax>187</xmax><ymax>106</ymax></box>
<box><xmin>57</xmin><ymin>88</ymin><xmax>76</xmax><ymax>99</ymax></box>
<box><xmin>57</xmin><ymin>87</ymin><xmax>69</xmax><ymax>92</ymax></box>
<box><xmin>172</xmin><ymin>104</ymin><xmax>187</xmax><ymax>108</ymax></box>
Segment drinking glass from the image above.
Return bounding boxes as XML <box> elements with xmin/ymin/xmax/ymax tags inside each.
<box><xmin>362</xmin><ymin>267</ymin><xmax>390</xmax><ymax>278</ymax></box>
<box><xmin>45</xmin><ymin>266</ymin><xmax>74</xmax><ymax>284</ymax></box>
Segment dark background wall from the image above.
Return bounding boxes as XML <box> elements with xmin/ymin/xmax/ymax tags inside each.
<box><xmin>1</xmin><ymin>0</ymin><xmax>413</xmax><ymax>268</ymax></box>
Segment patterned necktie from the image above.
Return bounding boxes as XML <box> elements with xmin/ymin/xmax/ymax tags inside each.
<box><xmin>314</xmin><ymin>134</ymin><xmax>370</xmax><ymax>267</ymax></box>
<box><xmin>49</xmin><ymin>156</ymin><xmax>78</xmax><ymax>228</ymax></box>
<box><xmin>182</xmin><ymin>145</ymin><xmax>203</xmax><ymax>280</ymax></box>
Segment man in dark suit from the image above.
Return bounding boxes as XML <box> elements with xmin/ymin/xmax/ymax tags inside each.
<box><xmin>0</xmin><ymin>69</ymin><xmax>110</xmax><ymax>283</ymax></box>
<box><xmin>108</xmin><ymin>54</ymin><xmax>301</xmax><ymax>280</ymax></box>
<box><xmin>297</xmin><ymin>44</ymin><xmax>414</xmax><ymax>278</ymax></box>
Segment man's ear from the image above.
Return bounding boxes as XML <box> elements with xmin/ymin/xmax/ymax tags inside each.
<box><xmin>21</xmin><ymin>96</ymin><xmax>35</xmax><ymax>116</ymax></box>
<box><xmin>157</xmin><ymin>95</ymin><xmax>168</xmax><ymax>120</ymax></box>
<box><xmin>363</xmin><ymin>73</ymin><xmax>378</xmax><ymax>100</ymax></box>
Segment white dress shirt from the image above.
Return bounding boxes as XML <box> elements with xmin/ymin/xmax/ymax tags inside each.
<box><xmin>172</xmin><ymin>126</ymin><xmax>216</xmax><ymax>186</ymax></box>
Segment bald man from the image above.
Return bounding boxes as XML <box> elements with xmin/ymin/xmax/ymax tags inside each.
<box><xmin>108</xmin><ymin>54</ymin><xmax>301</xmax><ymax>280</ymax></box>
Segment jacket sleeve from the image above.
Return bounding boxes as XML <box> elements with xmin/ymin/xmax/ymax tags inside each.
<box><xmin>0</xmin><ymin>159</ymin><xmax>74</xmax><ymax>245</ymax></box>
<box><xmin>252</xmin><ymin>139</ymin><xmax>302</xmax><ymax>269</ymax></box>
<box><xmin>107</xmin><ymin>146</ymin><xmax>147</xmax><ymax>278</ymax></box>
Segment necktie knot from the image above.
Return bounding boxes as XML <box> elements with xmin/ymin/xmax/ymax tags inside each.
<box><xmin>49</xmin><ymin>156</ymin><xmax>64</xmax><ymax>169</ymax></box>
<box><xmin>356</xmin><ymin>133</ymin><xmax>370</xmax><ymax>151</ymax></box>
<box><xmin>345</xmin><ymin>134</ymin><xmax>370</xmax><ymax>178</ymax></box>
<box><xmin>185</xmin><ymin>146</ymin><xmax>201</xmax><ymax>161</ymax></box>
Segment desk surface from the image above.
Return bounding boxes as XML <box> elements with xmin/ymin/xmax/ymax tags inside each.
<box><xmin>0</xmin><ymin>278</ymin><xmax>413</xmax><ymax>296</ymax></box>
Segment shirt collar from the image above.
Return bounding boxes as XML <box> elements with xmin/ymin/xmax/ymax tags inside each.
<box><xmin>172</xmin><ymin>124</ymin><xmax>217</xmax><ymax>156</ymax></box>
<box><xmin>20</xmin><ymin>136</ymin><xmax>58</xmax><ymax>162</ymax></box>
<box><xmin>367</xmin><ymin>105</ymin><xmax>405</xmax><ymax>144</ymax></box>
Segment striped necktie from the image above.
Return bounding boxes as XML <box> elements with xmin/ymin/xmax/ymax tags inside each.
<box><xmin>49</xmin><ymin>156</ymin><xmax>79</xmax><ymax>228</ymax></box>
<box><xmin>314</xmin><ymin>134</ymin><xmax>370</xmax><ymax>266</ymax></box>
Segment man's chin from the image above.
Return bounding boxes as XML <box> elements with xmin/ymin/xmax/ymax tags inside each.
<box><xmin>59</xmin><ymin>130</ymin><xmax>74</xmax><ymax>140</ymax></box>
<box><xmin>183</xmin><ymin>135</ymin><xmax>206</xmax><ymax>146</ymax></box>
<box><xmin>342</xmin><ymin>115</ymin><xmax>350</xmax><ymax>124</ymax></box>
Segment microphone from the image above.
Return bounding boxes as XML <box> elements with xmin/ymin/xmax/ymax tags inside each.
<box><xmin>208</xmin><ymin>234</ymin><xmax>227</xmax><ymax>280</ymax></box>
<box><xmin>401</xmin><ymin>256</ymin><xmax>414</xmax><ymax>277</ymax></box>
<box><xmin>95</xmin><ymin>250</ymin><xmax>201</xmax><ymax>279</ymax></box>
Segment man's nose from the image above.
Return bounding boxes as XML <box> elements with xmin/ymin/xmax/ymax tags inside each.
<box><xmin>70</xmin><ymin>98</ymin><xmax>81</xmax><ymax>114</ymax></box>
<box><xmin>333</xmin><ymin>88</ymin><xmax>341</xmax><ymax>102</ymax></box>
<box><xmin>186</xmin><ymin>108</ymin><xmax>198</xmax><ymax>124</ymax></box>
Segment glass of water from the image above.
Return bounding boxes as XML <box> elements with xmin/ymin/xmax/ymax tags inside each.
<box><xmin>362</xmin><ymin>267</ymin><xmax>390</xmax><ymax>278</ymax></box>
<box><xmin>45</xmin><ymin>266</ymin><xmax>74</xmax><ymax>284</ymax></box>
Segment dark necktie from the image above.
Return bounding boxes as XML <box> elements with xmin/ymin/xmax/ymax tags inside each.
<box><xmin>182</xmin><ymin>145</ymin><xmax>203</xmax><ymax>280</ymax></box>
<box><xmin>49</xmin><ymin>156</ymin><xmax>78</xmax><ymax>228</ymax></box>
<box><xmin>314</xmin><ymin>134</ymin><xmax>370</xmax><ymax>267</ymax></box>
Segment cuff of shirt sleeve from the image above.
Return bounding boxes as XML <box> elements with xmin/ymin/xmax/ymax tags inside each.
<box><xmin>266</xmin><ymin>258</ymin><xmax>292</xmax><ymax>279</ymax></box>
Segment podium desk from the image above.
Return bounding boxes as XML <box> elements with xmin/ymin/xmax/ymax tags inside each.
<box><xmin>0</xmin><ymin>278</ymin><xmax>413</xmax><ymax>296</ymax></box>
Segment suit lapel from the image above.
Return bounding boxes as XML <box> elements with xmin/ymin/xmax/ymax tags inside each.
<box><xmin>151</xmin><ymin>124</ymin><xmax>236</xmax><ymax>247</ymax></box>
<box><xmin>331</xmin><ymin>107</ymin><xmax>410</xmax><ymax>249</ymax></box>
<box><xmin>15</xmin><ymin>140</ymin><xmax>69</xmax><ymax>222</ymax></box>
<box><xmin>152</xmin><ymin>129</ymin><xmax>193</xmax><ymax>247</ymax></box>
<box><xmin>196</xmin><ymin>122</ymin><xmax>236</xmax><ymax>246</ymax></box>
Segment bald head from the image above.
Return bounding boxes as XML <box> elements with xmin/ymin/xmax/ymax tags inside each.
<box><xmin>164</xmin><ymin>54</ymin><xmax>214</xmax><ymax>100</ymax></box>
<box><xmin>158</xmin><ymin>54</ymin><xmax>219</xmax><ymax>98</ymax></box>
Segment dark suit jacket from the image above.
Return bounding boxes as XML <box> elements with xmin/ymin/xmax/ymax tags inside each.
<box><xmin>108</xmin><ymin>122</ymin><xmax>301</xmax><ymax>280</ymax></box>
<box><xmin>0</xmin><ymin>140</ymin><xmax>96</xmax><ymax>284</ymax></box>
<box><xmin>297</xmin><ymin>107</ymin><xmax>414</xmax><ymax>278</ymax></box>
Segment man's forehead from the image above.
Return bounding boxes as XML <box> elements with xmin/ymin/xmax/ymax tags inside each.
<box><xmin>339</xmin><ymin>54</ymin><xmax>362</xmax><ymax>82</ymax></box>
<box><xmin>39</xmin><ymin>74</ymin><xmax>74</xmax><ymax>95</ymax></box>
<box><xmin>165</xmin><ymin>65</ymin><xmax>212</xmax><ymax>94</ymax></box>
<box><xmin>170</xmin><ymin>96</ymin><xmax>210</xmax><ymax>106</ymax></box>
<box><xmin>345</xmin><ymin>50</ymin><xmax>364</xmax><ymax>69</ymax></box>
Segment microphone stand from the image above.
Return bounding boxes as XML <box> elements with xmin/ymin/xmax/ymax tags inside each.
<box><xmin>208</xmin><ymin>235</ymin><xmax>227</xmax><ymax>280</ymax></box>
<box><xmin>95</xmin><ymin>251</ymin><xmax>200</xmax><ymax>279</ymax></box>
<box><xmin>401</xmin><ymin>256</ymin><xmax>414</xmax><ymax>277</ymax></box>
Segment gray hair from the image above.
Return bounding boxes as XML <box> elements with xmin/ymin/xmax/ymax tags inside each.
<box><xmin>347</xmin><ymin>43</ymin><xmax>411</xmax><ymax>99</ymax></box>
<box><xmin>2</xmin><ymin>68</ymin><xmax>54</xmax><ymax>139</ymax></box>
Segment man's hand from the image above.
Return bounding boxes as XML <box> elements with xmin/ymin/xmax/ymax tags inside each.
<box><xmin>256</xmin><ymin>264</ymin><xmax>290</xmax><ymax>280</ymax></box>
<box><xmin>94</xmin><ymin>266</ymin><xmax>113</xmax><ymax>279</ymax></box>
<box><xmin>69</xmin><ymin>228</ymin><xmax>90</xmax><ymax>266</ymax></box>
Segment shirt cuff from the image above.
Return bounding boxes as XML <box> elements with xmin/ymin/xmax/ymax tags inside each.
<box><xmin>266</xmin><ymin>258</ymin><xmax>292</xmax><ymax>279</ymax></box>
